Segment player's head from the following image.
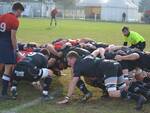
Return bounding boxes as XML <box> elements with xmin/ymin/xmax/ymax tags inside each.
<box><xmin>134</xmin><ymin>69</ymin><xmax>145</xmax><ymax>81</ymax></box>
<box><xmin>12</xmin><ymin>2</ymin><xmax>24</xmax><ymax>17</ymax></box>
<box><xmin>122</xmin><ymin>26</ymin><xmax>129</xmax><ymax>36</ymax></box>
<box><xmin>27</xmin><ymin>42</ymin><xmax>38</xmax><ymax>48</ymax></box>
<box><xmin>40</xmin><ymin>48</ymin><xmax>50</xmax><ymax>59</ymax></box>
<box><xmin>66</xmin><ymin>51</ymin><xmax>79</xmax><ymax>67</ymax></box>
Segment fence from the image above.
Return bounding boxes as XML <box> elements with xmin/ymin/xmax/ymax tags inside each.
<box><xmin>0</xmin><ymin>1</ymin><xmax>142</xmax><ymax>22</ymax></box>
<box><xmin>0</xmin><ymin>0</ymin><xmax>55</xmax><ymax>17</ymax></box>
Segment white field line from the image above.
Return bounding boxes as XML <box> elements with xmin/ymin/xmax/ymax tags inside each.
<box><xmin>1</xmin><ymin>97</ymin><xmax>41</xmax><ymax>113</ymax></box>
<box><xmin>1</xmin><ymin>88</ymin><xmax>62</xmax><ymax>113</ymax></box>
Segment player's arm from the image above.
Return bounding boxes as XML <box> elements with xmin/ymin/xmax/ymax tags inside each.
<box><xmin>115</xmin><ymin>53</ymin><xmax>140</xmax><ymax>61</ymax></box>
<box><xmin>11</xmin><ymin>30</ymin><xmax>17</xmax><ymax>50</ymax></box>
<box><xmin>11</xmin><ymin>19</ymin><xmax>19</xmax><ymax>51</ymax></box>
<box><xmin>107</xmin><ymin>45</ymin><xmax>123</xmax><ymax>52</ymax></box>
<box><xmin>67</xmin><ymin>76</ymin><xmax>79</xmax><ymax>97</ymax></box>
<box><xmin>57</xmin><ymin>76</ymin><xmax>79</xmax><ymax>104</ymax></box>
<box><xmin>123</xmin><ymin>37</ymin><xmax>128</xmax><ymax>46</ymax></box>
<box><xmin>58</xmin><ymin>68</ymin><xmax>80</xmax><ymax>104</ymax></box>
<box><xmin>123</xmin><ymin>42</ymin><xmax>128</xmax><ymax>46</ymax></box>
<box><xmin>47</xmin><ymin>44</ymin><xmax>62</xmax><ymax>57</ymax></box>
<box><xmin>91</xmin><ymin>48</ymin><xmax>105</xmax><ymax>58</ymax></box>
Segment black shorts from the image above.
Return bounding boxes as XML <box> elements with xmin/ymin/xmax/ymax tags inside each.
<box><xmin>98</xmin><ymin>60</ymin><xmax>122</xmax><ymax>78</ymax></box>
<box><xmin>130</xmin><ymin>41</ymin><xmax>146</xmax><ymax>51</ymax></box>
<box><xmin>98</xmin><ymin>60</ymin><xmax>126</xmax><ymax>91</ymax></box>
<box><xmin>51</xmin><ymin>15</ymin><xmax>56</xmax><ymax>19</ymax></box>
<box><xmin>119</xmin><ymin>60</ymin><xmax>137</xmax><ymax>71</ymax></box>
<box><xmin>0</xmin><ymin>37</ymin><xmax>16</xmax><ymax>64</ymax></box>
<box><xmin>12</xmin><ymin>61</ymin><xmax>40</xmax><ymax>82</ymax></box>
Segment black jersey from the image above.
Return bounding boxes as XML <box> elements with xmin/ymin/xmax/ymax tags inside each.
<box><xmin>104</xmin><ymin>48</ymin><xmax>138</xmax><ymax>71</ymax></box>
<box><xmin>13</xmin><ymin>53</ymin><xmax>48</xmax><ymax>82</ymax></box>
<box><xmin>24</xmin><ymin>52</ymin><xmax>48</xmax><ymax>68</ymax></box>
<box><xmin>143</xmin><ymin>77</ymin><xmax>150</xmax><ymax>84</ymax></box>
<box><xmin>61</xmin><ymin>46</ymin><xmax>90</xmax><ymax>58</ymax></box>
<box><xmin>104</xmin><ymin>51</ymin><xmax>116</xmax><ymax>59</ymax></box>
<box><xmin>73</xmin><ymin>56</ymin><xmax>101</xmax><ymax>78</ymax></box>
<box><xmin>104</xmin><ymin>47</ymin><xmax>132</xmax><ymax>60</ymax></box>
<box><xmin>94</xmin><ymin>43</ymin><xmax>109</xmax><ymax>49</ymax></box>
<box><xmin>73</xmin><ymin>56</ymin><xmax>121</xmax><ymax>79</ymax></box>
<box><xmin>48</xmin><ymin>46</ymin><xmax>90</xmax><ymax>71</ymax></box>
<box><xmin>136</xmin><ymin>52</ymin><xmax>150</xmax><ymax>71</ymax></box>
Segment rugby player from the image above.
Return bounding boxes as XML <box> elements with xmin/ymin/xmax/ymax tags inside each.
<box><xmin>127</xmin><ymin>73</ymin><xmax>150</xmax><ymax>110</ymax></box>
<box><xmin>0</xmin><ymin>2</ymin><xmax>24</xmax><ymax>99</ymax></box>
<box><xmin>58</xmin><ymin>51</ymin><xmax>127</xmax><ymax>104</ymax></box>
<box><xmin>50</xmin><ymin>8</ymin><xmax>58</xmax><ymax>26</ymax></box>
<box><xmin>11</xmin><ymin>49</ymin><xmax>54</xmax><ymax>101</ymax></box>
<box><xmin>114</xmin><ymin>50</ymin><xmax>150</xmax><ymax>71</ymax></box>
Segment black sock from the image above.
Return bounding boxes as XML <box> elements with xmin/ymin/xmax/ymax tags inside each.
<box><xmin>43</xmin><ymin>76</ymin><xmax>52</xmax><ymax>95</ymax></box>
<box><xmin>76</xmin><ymin>79</ymin><xmax>89</xmax><ymax>95</ymax></box>
<box><xmin>11</xmin><ymin>80</ymin><xmax>18</xmax><ymax>91</ymax></box>
<box><xmin>1</xmin><ymin>74</ymin><xmax>11</xmax><ymax>96</ymax></box>
<box><xmin>121</xmin><ymin>89</ymin><xmax>128</xmax><ymax>99</ymax></box>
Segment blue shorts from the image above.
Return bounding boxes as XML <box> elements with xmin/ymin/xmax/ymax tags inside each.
<box><xmin>0</xmin><ymin>36</ymin><xmax>16</xmax><ymax>64</ymax></box>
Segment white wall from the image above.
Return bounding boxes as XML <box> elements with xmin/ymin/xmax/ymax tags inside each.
<box><xmin>101</xmin><ymin>7</ymin><xmax>126</xmax><ymax>21</ymax></box>
<box><xmin>101</xmin><ymin>0</ymin><xmax>139</xmax><ymax>22</ymax></box>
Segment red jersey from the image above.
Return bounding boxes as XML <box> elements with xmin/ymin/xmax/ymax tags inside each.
<box><xmin>16</xmin><ymin>51</ymin><xmax>34</xmax><ymax>63</ymax></box>
<box><xmin>0</xmin><ymin>13</ymin><xmax>19</xmax><ymax>32</ymax></box>
<box><xmin>54</xmin><ymin>42</ymin><xmax>64</xmax><ymax>50</ymax></box>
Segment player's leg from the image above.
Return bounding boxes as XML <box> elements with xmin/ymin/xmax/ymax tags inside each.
<box><xmin>0</xmin><ymin>64</ymin><xmax>4</xmax><ymax>77</ymax></box>
<box><xmin>104</xmin><ymin>76</ymin><xmax>121</xmax><ymax>97</ymax></box>
<box><xmin>104</xmin><ymin>62</ymin><xmax>127</xmax><ymax>98</ymax></box>
<box><xmin>50</xmin><ymin>17</ymin><xmax>53</xmax><ymax>26</ymax></box>
<box><xmin>129</xmin><ymin>81</ymin><xmax>150</xmax><ymax>99</ymax></box>
<box><xmin>84</xmin><ymin>76</ymin><xmax>108</xmax><ymax>98</ymax></box>
<box><xmin>1</xmin><ymin>64</ymin><xmax>13</xmax><ymax>98</ymax></box>
<box><xmin>10</xmin><ymin>62</ymin><xmax>27</xmax><ymax>99</ymax></box>
<box><xmin>54</xmin><ymin>16</ymin><xmax>57</xmax><ymax>26</ymax></box>
<box><xmin>11</xmin><ymin>79</ymin><xmax>19</xmax><ymax>99</ymax></box>
<box><xmin>122</xmin><ymin>69</ymin><xmax>130</xmax><ymax>84</ymax></box>
<box><xmin>103</xmin><ymin>62</ymin><xmax>119</xmax><ymax>97</ymax></box>
<box><xmin>128</xmin><ymin>92</ymin><xmax>147</xmax><ymax>110</ymax></box>
<box><xmin>117</xmin><ymin>65</ymin><xmax>127</xmax><ymax>90</ymax></box>
<box><xmin>128</xmin><ymin>82</ymin><xmax>147</xmax><ymax>110</ymax></box>
<box><xmin>40</xmin><ymin>68</ymin><xmax>53</xmax><ymax>101</ymax></box>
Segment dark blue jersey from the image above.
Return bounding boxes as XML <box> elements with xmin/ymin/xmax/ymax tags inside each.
<box><xmin>23</xmin><ymin>52</ymin><xmax>48</xmax><ymax>69</ymax></box>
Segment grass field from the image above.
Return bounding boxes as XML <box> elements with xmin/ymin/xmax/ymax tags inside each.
<box><xmin>0</xmin><ymin>18</ymin><xmax>150</xmax><ymax>113</ymax></box>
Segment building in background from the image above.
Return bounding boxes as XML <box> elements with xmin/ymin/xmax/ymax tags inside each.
<box><xmin>77</xmin><ymin>0</ymin><xmax>139</xmax><ymax>22</ymax></box>
<box><xmin>22</xmin><ymin>0</ymin><xmax>55</xmax><ymax>17</ymax></box>
<box><xmin>0</xmin><ymin>0</ymin><xmax>141</xmax><ymax>22</ymax></box>
<box><xmin>132</xmin><ymin>0</ymin><xmax>141</xmax><ymax>6</ymax></box>
<box><xmin>76</xmin><ymin>0</ymin><xmax>108</xmax><ymax>20</ymax></box>
<box><xmin>0</xmin><ymin>0</ymin><xmax>12</xmax><ymax>14</ymax></box>
<box><xmin>101</xmin><ymin>0</ymin><xmax>138</xmax><ymax>22</ymax></box>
